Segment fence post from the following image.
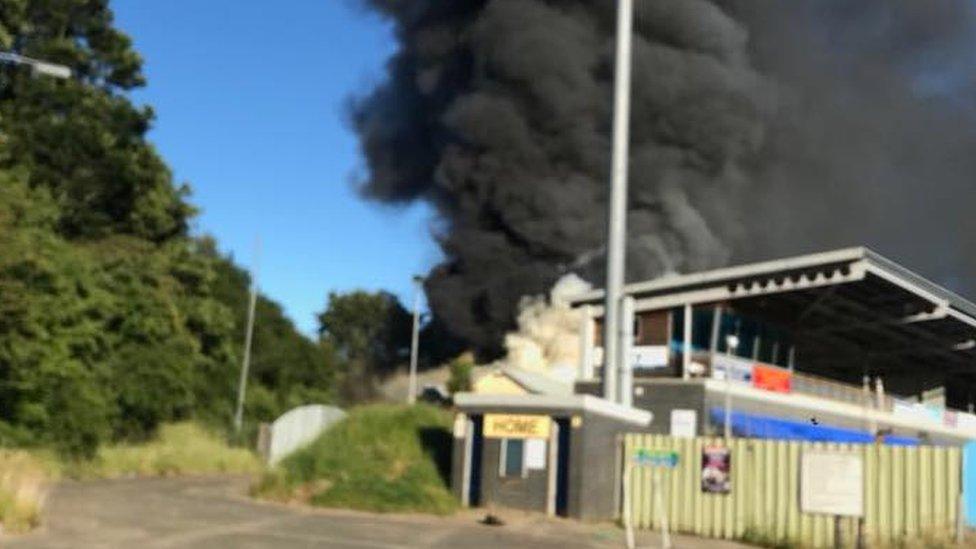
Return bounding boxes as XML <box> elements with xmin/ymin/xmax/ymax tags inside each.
<box><xmin>957</xmin><ymin>491</ymin><xmax>965</xmax><ymax>545</ymax></box>
<box><xmin>833</xmin><ymin>515</ymin><xmax>842</xmax><ymax>549</ymax></box>
<box><xmin>654</xmin><ymin>468</ymin><xmax>672</xmax><ymax>549</ymax></box>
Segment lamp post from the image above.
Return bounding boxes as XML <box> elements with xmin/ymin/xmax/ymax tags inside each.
<box><xmin>234</xmin><ymin>237</ymin><xmax>260</xmax><ymax>434</ymax></box>
<box><xmin>602</xmin><ymin>0</ymin><xmax>635</xmax><ymax>404</ymax></box>
<box><xmin>724</xmin><ymin>334</ymin><xmax>740</xmax><ymax>440</ymax></box>
<box><xmin>408</xmin><ymin>275</ymin><xmax>424</xmax><ymax>405</ymax></box>
<box><xmin>0</xmin><ymin>52</ymin><xmax>71</xmax><ymax>79</ymax></box>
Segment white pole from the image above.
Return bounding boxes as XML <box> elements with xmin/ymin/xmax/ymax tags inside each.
<box><xmin>234</xmin><ymin>237</ymin><xmax>260</xmax><ymax>434</ymax></box>
<box><xmin>620</xmin><ymin>296</ymin><xmax>635</xmax><ymax>407</ymax></box>
<box><xmin>408</xmin><ymin>275</ymin><xmax>423</xmax><ymax>405</ymax></box>
<box><xmin>602</xmin><ymin>0</ymin><xmax>634</xmax><ymax>404</ymax></box>
<box><xmin>624</xmin><ymin>462</ymin><xmax>635</xmax><ymax>549</ymax></box>
<box><xmin>682</xmin><ymin>303</ymin><xmax>692</xmax><ymax>380</ymax></box>
<box><xmin>724</xmin><ymin>336</ymin><xmax>739</xmax><ymax>441</ymax></box>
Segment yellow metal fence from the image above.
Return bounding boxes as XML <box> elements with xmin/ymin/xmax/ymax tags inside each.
<box><xmin>622</xmin><ymin>435</ymin><xmax>961</xmax><ymax>547</ymax></box>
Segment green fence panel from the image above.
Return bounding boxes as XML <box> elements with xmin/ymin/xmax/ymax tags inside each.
<box><xmin>623</xmin><ymin>434</ymin><xmax>961</xmax><ymax>548</ymax></box>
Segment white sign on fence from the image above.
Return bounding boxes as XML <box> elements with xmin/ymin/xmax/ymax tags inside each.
<box><xmin>800</xmin><ymin>449</ymin><xmax>863</xmax><ymax>517</ymax></box>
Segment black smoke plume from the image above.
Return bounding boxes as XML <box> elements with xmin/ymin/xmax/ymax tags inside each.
<box><xmin>351</xmin><ymin>0</ymin><xmax>976</xmax><ymax>354</ymax></box>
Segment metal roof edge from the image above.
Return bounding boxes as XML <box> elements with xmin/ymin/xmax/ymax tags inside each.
<box><xmin>453</xmin><ymin>393</ymin><xmax>652</xmax><ymax>426</ymax></box>
<box><xmin>861</xmin><ymin>247</ymin><xmax>976</xmax><ymax>319</ymax></box>
<box><xmin>568</xmin><ymin>246</ymin><xmax>976</xmax><ymax>325</ymax></box>
<box><xmin>568</xmin><ymin>246</ymin><xmax>867</xmax><ymax>304</ymax></box>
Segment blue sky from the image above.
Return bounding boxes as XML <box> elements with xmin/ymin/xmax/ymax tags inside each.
<box><xmin>111</xmin><ymin>1</ymin><xmax>439</xmax><ymax>335</ymax></box>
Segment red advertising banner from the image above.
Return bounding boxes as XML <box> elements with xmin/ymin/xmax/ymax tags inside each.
<box><xmin>752</xmin><ymin>364</ymin><xmax>792</xmax><ymax>393</ymax></box>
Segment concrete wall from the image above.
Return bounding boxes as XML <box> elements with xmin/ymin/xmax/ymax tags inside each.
<box><xmin>267</xmin><ymin>404</ymin><xmax>345</xmax><ymax>465</ymax></box>
<box><xmin>572</xmin><ymin>411</ymin><xmax>623</xmax><ymax>520</ymax></box>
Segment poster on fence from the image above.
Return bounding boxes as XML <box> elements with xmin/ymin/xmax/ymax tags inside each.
<box><xmin>701</xmin><ymin>446</ymin><xmax>731</xmax><ymax>494</ymax></box>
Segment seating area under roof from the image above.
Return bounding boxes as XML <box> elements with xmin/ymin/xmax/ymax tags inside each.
<box><xmin>569</xmin><ymin>247</ymin><xmax>976</xmax><ymax>404</ymax></box>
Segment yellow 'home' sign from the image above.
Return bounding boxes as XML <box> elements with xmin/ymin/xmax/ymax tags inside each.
<box><xmin>483</xmin><ymin>414</ymin><xmax>550</xmax><ymax>439</ymax></box>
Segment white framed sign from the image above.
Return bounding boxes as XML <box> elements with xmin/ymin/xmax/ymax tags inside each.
<box><xmin>631</xmin><ymin>345</ymin><xmax>669</xmax><ymax>370</ymax></box>
<box><xmin>670</xmin><ymin>409</ymin><xmax>697</xmax><ymax>438</ymax></box>
<box><xmin>800</xmin><ymin>450</ymin><xmax>864</xmax><ymax>517</ymax></box>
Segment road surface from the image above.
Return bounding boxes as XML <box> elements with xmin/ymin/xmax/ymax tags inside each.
<box><xmin>2</xmin><ymin>476</ymin><xmax>751</xmax><ymax>548</ymax></box>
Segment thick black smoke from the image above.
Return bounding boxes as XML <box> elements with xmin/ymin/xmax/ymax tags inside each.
<box><xmin>351</xmin><ymin>0</ymin><xmax>976</xmax><ymax>353</ymax></box>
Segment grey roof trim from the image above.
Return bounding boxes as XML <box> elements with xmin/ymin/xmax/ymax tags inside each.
<box><xmin>502</xmin><ymin>367</ymin><xmax>573</xmax><ymax>397</ymax></box>
<box><xmin>454</xmin><ymin>393</ymin><xmax>653</xmax><ymax>426</ymax></box>
<box><xmin>568</xmin><ymin>247</ymin><xmax>976</xmax><ymax>325</ymax></box>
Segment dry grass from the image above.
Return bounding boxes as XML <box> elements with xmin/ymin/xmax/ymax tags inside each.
<box><xmin>67</xmin><ymin>422</ymin><xmax>263</xmax><ymax>480</ymax></box>
<box><xmin>0</xmin><ymin>450</ymin><xmax>58</xmax><ymax>534</ymax></box>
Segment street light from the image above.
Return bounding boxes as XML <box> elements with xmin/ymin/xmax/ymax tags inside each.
<box><xmin>234</xmin><ymin>237</ymin><xmax>260</xmax><ymax>434</ymax></box>
<box><xmin>0</xmin><ymin>52</ymin><xmax>71</xmax><ymax>79</ymax></box>
<box><xmin>408</xmin><ymin>275</ymin><xmax>424</xmax><ymax>405</ymax></box>
<box><xmin>602</xmin><ymin>0</ymin><xmax>635</xmax><ymax>404</ymax></box>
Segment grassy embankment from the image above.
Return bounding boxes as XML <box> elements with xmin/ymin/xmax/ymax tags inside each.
<box><xmin>254</xmin><ymin>404</ymin><xmax>457</xmax><ymax>515</ymax></box>
<box><xmin>0</xmin><ymin>422</ymin><xmax>262</xmax><ymax>534</ymax></box>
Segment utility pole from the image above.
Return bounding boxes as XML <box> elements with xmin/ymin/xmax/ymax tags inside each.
<box><xmin>602</xmin><ymin>0</ymin><xmax>634</xmax><ymax>404</ymax></box>
<box><xmin>408</xmin><ymin>275</ymin><xmax>423</xmax><ymax>405</ymax></box>
<box><xmin>234</xmin><ymin>237</ymin><xmax>260</xmax><ymax>434</ymax></box>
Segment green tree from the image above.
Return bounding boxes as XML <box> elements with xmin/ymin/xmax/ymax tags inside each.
<box><xmin>0</xmin><ymin>177</ymin><xmax>114</xmax><ymax>457</ymax></box>
<box><xmin>0</xmin><ymin>1</ymin><xmax>337</xmax><ymax>456</ymax></box>
<box><xmin>446</xmin><ymin>353</ymin><xmax>474</xmax><ymax>394</ymax></box>
<box><xmin>317</xmin><ymin>291</ymin><xmax>412</xmax><ymax>404</ymax></box>
<box><xmin>0</xmin><ymin>0</ymin><xmax>192</xmax><ymax>241</ymax></box>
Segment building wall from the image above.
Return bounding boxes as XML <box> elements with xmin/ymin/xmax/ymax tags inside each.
<box><xmin>451</xmin><ymin>403</ymin><xmax>653</xmax><ymax>521</ymax></box>
<box><xmin>632</xmin><ymin>380</ymin><xmax>707</xmax><ymax>435</ymax></box>
<box><xmin>575</xmin><ymin>380</ymin><xmax>707</xmax><ymax>437</ymax></box>
<box><xmin>479</xmin><ymin>438</ymin><xmax>549</xmax><ymax>512</ymax></box>
<box><xmin>573</xmin><ymin>411</ymin><xmax>627</xmax><ymax>520</ymax></box>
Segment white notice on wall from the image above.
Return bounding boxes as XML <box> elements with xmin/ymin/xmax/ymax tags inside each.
<box><xmin>670</xmin><ymin>409</ymin><xmax>697</xmax><ymax>438</ymax></box>
<box><xmin>800</xmin><ymin>450</ymin><xmax>864</xmax><ymax>517</ymax></box>
<box><xmin>525</xmin><ymin>438</ymin><xmax>547</xmax><ymax>470</ymax></box>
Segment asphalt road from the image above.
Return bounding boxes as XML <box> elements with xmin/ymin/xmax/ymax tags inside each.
<box><xmin>1</xmin><ymin>476</ymin><xmax>750</xmax><ymax>548</ymax></box>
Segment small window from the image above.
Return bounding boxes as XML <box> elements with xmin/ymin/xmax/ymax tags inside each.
<box><xmin>500</xmin><ymin>439</ymin><xmax>526</xmax><ymax>478</ymax></box>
